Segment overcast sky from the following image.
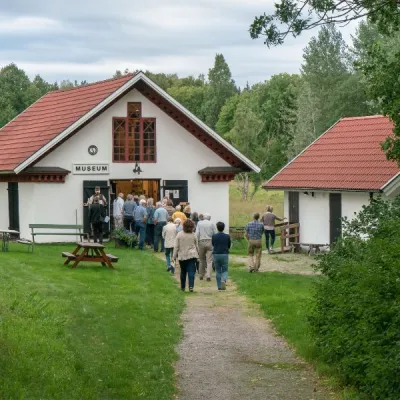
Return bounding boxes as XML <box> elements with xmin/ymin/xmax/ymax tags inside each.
<box><xmin>0</xmin><ymin>0</ymin><xmax>358</xmax><ymax>87</ymax></box>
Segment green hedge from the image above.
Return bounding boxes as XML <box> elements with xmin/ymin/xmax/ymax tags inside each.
<box><xmin>309</xmin><ymin>196</ymin><xmax>400</xmax><ymax>399</ymax></box>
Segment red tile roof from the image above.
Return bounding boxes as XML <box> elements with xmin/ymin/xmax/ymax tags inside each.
<box><xmin>264</xmin><ymin>116</ymin><xmax>400</xmax><ymax>191</ymax></box>
<box><xmin>0</xmin><ymin>74</ymin><xmax>134</xmax><ymax>171</ymax></box>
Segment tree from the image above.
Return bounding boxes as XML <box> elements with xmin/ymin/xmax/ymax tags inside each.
<box><xmin>287</xmin><ymin>25</ymin><xmax>371</xmax><ymax>157</ymax></box>
<box><xmin>0</xmin><ymin>64</ymin><xmax>31</xmax><ymax>127</ymax></box>
<box><xmin>215</xmin><ymin>94</ymin><xmax>240</xmax><ymax>135</ymax></box>
<box><xmin>249</xmin><ymin>0</ymin><xmax>400</xmax><ymax>47</ymax></box>
<box><xmin>167</xmin><ymin>85</ymin><xmax>207</xmax><ymax>119</ymax></box>
<box><xmin>249</xmin><ymin>1</ymin><xmax>400</xmax><ymax>164</ymax></box>
<box><xmin>202</xmin><ymin>54</ymin><xmax>237</xmax><ymax>130</ymax></box>
<box><xmin>218</xmin><ymin>74</ymin><xmax>299</xmax><ymax>199</ymax></box>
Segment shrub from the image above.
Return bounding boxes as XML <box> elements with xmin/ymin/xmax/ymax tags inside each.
<box><xmin>309</xmin><ymin>196</ymin><xmax>400</xmax><ymax>399</ymax></box>
<box><xmin>112</xmin><ymin>227</ymin><xmax>138</xmax><ymax>248</ymax></box>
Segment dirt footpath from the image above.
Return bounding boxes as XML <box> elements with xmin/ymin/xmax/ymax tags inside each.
<box><xmin>174</xmin><ymin>276</ymin><xmax>333</xmax><ymax>400</ymax></box>
<box><xmin>231</xmin><ymin>252</ymin><xmax>320</xmax><ymax>275</ymax></box>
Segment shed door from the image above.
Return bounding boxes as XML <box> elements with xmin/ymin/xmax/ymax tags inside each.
<box><xmin>329</xmin><ymin>193</ymin><xmax>342</xmax><ymax>244</ymax></box>
<box><xmin>162</xmin><ymin>180</ymin><xmax>188</xmax><ymax>207</ymax></box>
<box><xmin>8</xmin><ymin>183</ymin><xmax>20</xmax><ymax>234</ymax></box>
<box><xmin>83</xmin><ymin>181</ymin><xmax>110</xmax><ymax>236</ymax></box>
<box><xmin>288</xmin><ymin>191</ymin><xmax>299</xmax><ymax>224</ymax></box>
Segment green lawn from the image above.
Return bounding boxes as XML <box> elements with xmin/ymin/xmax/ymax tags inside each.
<box><xmin>0</xmin><ymin>243</ymin><xmax>184</xmax><ymax>399</ymax></box>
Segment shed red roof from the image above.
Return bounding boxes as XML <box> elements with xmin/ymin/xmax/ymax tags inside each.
<box><xmin>0</xmin><ymin>74</ymin><xmax>133</xmax><ymax>171</ymax></box>
<box><xmin>264</xmin><ymin>116</ymin><xmax>400</xmax><ymax>191</ymax></box>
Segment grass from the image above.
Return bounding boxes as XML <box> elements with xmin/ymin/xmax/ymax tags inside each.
<box><xmin>229</xmin><ymin>182</ymin><xmax>284</xmax><ymax>227</ymax></box>
<box><xmin>229</xmin><ymin>264</ymin><xmax>318</xmax><ymax>360</ymax></box>
<box><xmin>0</xmin><ymin>243</ymin><xmax>184</xmax><ymax>400</ymax></box>
<box><xmin>229</xmin><ymin>263</ymin><xmax>361</xmax><ymax>399</ymax></box>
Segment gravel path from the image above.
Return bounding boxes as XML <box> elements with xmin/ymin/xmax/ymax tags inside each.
<box><xmin>174</xmin><ymin>276</ymin><xmax>333</xmax><ymax>400</ymax></box>
<box><xmin>231</xmin><ymin>252</ymin><xmax>320</xmax><ymax>275</ymax></box>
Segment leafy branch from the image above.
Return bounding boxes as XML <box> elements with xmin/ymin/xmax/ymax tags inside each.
<box><xmin>250</xmin><ymin>0</ymin><xmax>400</xmax><ymax>47</ymax></box>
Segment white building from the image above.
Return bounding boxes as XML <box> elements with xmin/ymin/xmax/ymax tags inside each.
<box><xmin>263</xmin><ymin>116</ymin><xmax>400</xmax><ymax>245</ymax></box>
<box><xmin>0</xmin><ymin>72</ymin><xmax>259</xmax><ymax>242</ymax></box>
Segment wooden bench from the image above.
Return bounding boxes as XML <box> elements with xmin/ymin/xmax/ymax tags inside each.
<box><xmin>106</xmin><ymin>253</ymin><xmax>119</xmax><ymax>263</ymax></box>
<box><xmin>29</xmin><ymin>224</ymin><xmax>88</xmax><ymax>252</ymax></box>
<box><xmin>61</xmin><ymin>251</ymin><xmax>77</xmax><ymax>259</ymax></box>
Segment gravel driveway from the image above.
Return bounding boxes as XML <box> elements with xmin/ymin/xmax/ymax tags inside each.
<box><xmin>231</xmin><ymin>252</ymin><xmax>320</xmax><ymax>275</ymax></box>
<box><xmin>174</xmin><ymin>276</ymin><xmax>333</xmax><ymax>400</ymax></box>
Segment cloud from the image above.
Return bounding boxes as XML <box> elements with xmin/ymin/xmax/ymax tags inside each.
<box><xmin>0</xmin><ymin>15</ymin><xmax>63</xmax><ymax>35</ymax></box>
<box><xmin>0</xmin><ymin>0</ymin><xmax>359</xmax><ymax>87</ymax></box>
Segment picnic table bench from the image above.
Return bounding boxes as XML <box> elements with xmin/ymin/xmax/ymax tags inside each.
<box><xmin>62</xmin><ymin>242</ymin><xmax>118</xmax><ymax>269</ymax></box>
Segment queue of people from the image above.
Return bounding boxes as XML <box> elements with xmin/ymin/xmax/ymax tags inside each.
<box><xmin>111</xmin><ymin>192</ymin><xmax>232</xmax><ymax>292</ymax></box>
<box><xmin>91</xmin><ymin>187</ymin><xmax>285</xmax><ymax>291</ymax></box>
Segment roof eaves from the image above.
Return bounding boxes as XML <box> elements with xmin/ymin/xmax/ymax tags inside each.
<box><xmin>14</xmin><ymin>74</ymin><xmax>142</xmax><ymax>174</ymax></box>
<box><xmin>139</xmin><ymin>74</ymin><xmax>260</xmax><ymax>173</ymax></box>
<box><xmin>380</xmin><ymin>171</ymin><xmax>400</xmax><ymax>191</ymax></box>
<box><xmin>263</xmin><ymin>186</ymin><xmax>382</xmax><ymax>192</ymax></box>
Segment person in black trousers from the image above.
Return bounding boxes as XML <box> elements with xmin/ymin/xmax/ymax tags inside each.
<box><xmin>88</xmin><ymin>196</ymin><xmax>105</xmax><ymax>244</ymax></box>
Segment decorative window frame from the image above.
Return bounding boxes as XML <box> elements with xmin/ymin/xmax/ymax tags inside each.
<box><xmin>112</xmin><ymin>102</ymin><xmax>157</xmax><ymax>163</ymax></box>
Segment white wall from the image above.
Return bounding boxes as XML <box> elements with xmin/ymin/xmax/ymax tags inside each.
<box><xmin>284</xmin><ymin>190</ymin><xmax>372</xmax><ymax>245</ymax></box>
<box><xmin>0</xmin><ymin>183</ymin><xmax>8</xmax><ymax>230</ymax></box>
<box><xmin>25</xmin><ymin>88</ymin><xmax>231</xmax><ymax>242</ymax></box>
<box><xmin>342</xmin><ymin>192</ymin><xmax>370</xmax><ymax>222</ymax></box>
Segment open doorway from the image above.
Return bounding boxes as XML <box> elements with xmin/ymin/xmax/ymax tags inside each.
<box><xmin>110</xmin><ymin>179</ymin><xmax>160</xmax><ymax>201</ymax></box>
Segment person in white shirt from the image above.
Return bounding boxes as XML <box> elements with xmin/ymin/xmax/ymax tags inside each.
<box><xmin>195</xmin><ymin>212</ymin><xmax>217</xmax><ymax>281</ymax></box>
<box><xmin>162</xmin><ymin>217</ymin><xmax>178</xmax><ymax>273</ymax></box>
<box><xmin>113</xmin><ymin>193</ymin><xmax>124</xmax><ymax>229</ymax></box>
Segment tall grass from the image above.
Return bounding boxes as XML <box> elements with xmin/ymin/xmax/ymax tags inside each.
<box><xmin>229</xmin><ymin>182</ymin><xmax>284</xmax><ymax>227</ymax></box>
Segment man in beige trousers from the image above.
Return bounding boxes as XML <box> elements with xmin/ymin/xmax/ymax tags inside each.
<box><xmin>196</xmin><ymin>212</ymin><xmax>217</xmax><ymax>281</ymax></box>
<box><xmin>245</xmin><ymin>212</ymin><xmax>264</xmax><ymax>272</ymax></box>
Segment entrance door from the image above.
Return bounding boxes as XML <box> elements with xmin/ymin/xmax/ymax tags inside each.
<box><xmin>288</xmin><ymin>191</ymin><xmax>299</xmax><ymax>224</ymax></box>
<box><xmin>162</xmin><ymin>180</ymin><xmax>188</xmax><ymax>206</ymax></box>
<box><xmin>329</xmin><ymin>193</ymin><xmax>342</xmax><ymax>244</ymax></box>
<box><xmin>83</xmin><ymin>181</ymin><xmax>110</xmax><ymax>237</ymax></box>
<box><xmin>288</xmin><ymin>191</ymin><xmax>299</xmax><ymax>245</ymax></box>
<box><xmin>8</xmin><ymin>183</ymin><xmax>20</xmax><ymax>235</ymax></box>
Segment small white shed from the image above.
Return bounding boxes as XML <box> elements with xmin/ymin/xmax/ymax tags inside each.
<box><xmin>264</xmin><ymin>116</ymin><xmax>400</xmax><ymax>245</ymax></box>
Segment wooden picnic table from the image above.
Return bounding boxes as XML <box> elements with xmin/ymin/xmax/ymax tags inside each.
<box><xmin>0</xmin><ymin>229</ymin><xmax>20</xmax><ymax>252</ymax></box>
<box><xmin>62</xmin><ymin>242</ymin><xmax>118</xmax><ymax>269</ymax></box>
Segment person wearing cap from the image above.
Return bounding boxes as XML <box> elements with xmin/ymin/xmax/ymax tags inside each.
<box><xmin>196</xmin><ymin>212</ymin><xmax>217</xmax><ymax>281</ymax></box>
<box><xmin>172</xmin><ymin>205</ymin><xmax>187</xmax><ymax>222</ymax></box>
<box><xmin>87</xmin><ymin>186</ymin><xmax>107</xmax><ymax>206</ymax></box>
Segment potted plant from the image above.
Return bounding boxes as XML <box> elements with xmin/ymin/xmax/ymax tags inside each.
<box><xmin>112</xmin><ymin>227</ymin><xmax>138</xmax><ymax>248</ymax></box>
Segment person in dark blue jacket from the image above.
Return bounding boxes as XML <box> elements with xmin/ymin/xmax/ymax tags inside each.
<box><xmin>211</xmin><ymin>221</ymin><xmax>231</xmax><ymax>291</ymax></box>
